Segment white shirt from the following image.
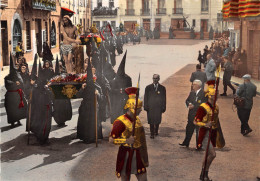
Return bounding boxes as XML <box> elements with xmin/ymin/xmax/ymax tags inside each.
<box><xmin>196</xmin><ymin>88</ymin><xmax>201</xmax><ymax>96</ymax></box>
<box><xmin>195</xmin><ymin>88</ymin><xmax>201</xmax><ymax>101</ymax></box>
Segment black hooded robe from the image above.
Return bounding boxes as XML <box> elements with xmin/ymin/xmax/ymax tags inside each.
<box><xmin>29</xmin><ymin>60</ymin><xmax>52</xmax><ymax>144</ymax></box>
<box><xmin>4</xmin><ymin>74</ymin><xmax>28</xmax><ymax>125</ymax></box>
<box><xmin>76</xmin><ymin>83</ymin><xmax>104</xmax><ymax>143</ymax></box>
<box><xmin>30</xmin><ymin>84</ymin><xmax>53</xmax><ymax>143</ymax></box>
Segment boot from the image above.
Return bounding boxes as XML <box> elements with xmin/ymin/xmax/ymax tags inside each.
<box><xmin>200</xmin><ymin>170</ymin><xmax>212</xmax><ymax>181</ymax></box>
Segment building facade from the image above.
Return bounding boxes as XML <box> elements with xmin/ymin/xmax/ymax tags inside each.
<box><xmin>0</xmin><ymin>0</ymin><xmax>61</xmax><ymax>70</ymax></box>
<box><xmin>0</xmin><ymin>0</ymin><xmax>92</xmax><ymax>70</ymax></box>
<box><xmin>92</xmin><ymin>0</ymin><xmax>119</xmax><ymax>30</ymax></box>
<box><xmin>119</xmin><ymin>0</ymin><xmax>222</xmax><ymax>33</ymax></box>
<box><xmin>222</xmin><ymin>0</ymin><xmax>260</xmax><ymax>80</ymax></box>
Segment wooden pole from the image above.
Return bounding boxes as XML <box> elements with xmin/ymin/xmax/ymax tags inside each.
<box><xmin>95</xmin><ymin>92</ymin><xmax>98</xmax><ymax>147</ymax></box>
<box><xmin>27</xmin><ymin>89</ymin><xmax>33</xmax><ymax>145</ymax></box>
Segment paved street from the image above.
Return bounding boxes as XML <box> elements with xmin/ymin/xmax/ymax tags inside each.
<box><xmin>1</xmin><ymin>39</ymin><xmax>259</xmax><ymax>181</ymax></box>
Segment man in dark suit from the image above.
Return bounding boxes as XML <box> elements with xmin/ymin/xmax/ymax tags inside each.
<box><xmin>236</xmin><ymin>74</ymin><xmax>257</xmax><ymax>136</ymax></box>
<box><xmin>190</xmin><ymin>64</ymin><xmax>207</xmax><ymax>90</ymax></box>
<box><xmin>179</xmin><ymin>80</ymin><xmax>207</xmax><ymax>147</ymax></box>
<box><xmin>220</xmin><ymin>56</ymin><xmax>236</xmax><ymax>96</ymax></box>
<box><xmin>144</xmin><ymin>74</ymin><xmax>166</xmax><ymax>139</ymax></box>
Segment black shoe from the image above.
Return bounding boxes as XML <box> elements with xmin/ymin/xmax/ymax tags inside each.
<box><xmin>243</xmin><ymin>129</ymin><xmax>252</xmax><ymax>136</ymax></box>
<box><xmin>150</xmin><ymin>135</ymin><xmax>154</xmax><ymax>139</ymax></box>
<box><xmin>179</xmin><ymin>143</ymin><xmax>189</xmax><ymax>147</ymax></box>
<box><xmin>17</xmin><ymin>121</ymin><xmax>22</xmax><ymax>126</ymax></box>
<box><xmin>10</xmin><ymin>123</ymin><xmax>15</xmax><ymax>128</ymax></box>
<box><xmin>220</xmin><ymin>93</ymin><xmax>227</xmax><ymax>96</ymax></box>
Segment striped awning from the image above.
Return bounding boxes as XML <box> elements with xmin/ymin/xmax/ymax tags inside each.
<box><xmin>223</xmin><ymin>0</ymin><xmax>260</xmax><ymax>18</ymax></box>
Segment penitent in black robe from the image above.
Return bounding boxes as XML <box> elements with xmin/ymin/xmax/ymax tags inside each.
<box><xmin>76</xmin><ymin>83</ymin><xmax>104</xmax><ymax>143</ymax></box>
<box><xmin>29</xmin><ymin>82</ymin><xmax>52</xmax><ymax>144</ymax></box>
<box><xmin>4</xmin><ymin>73</ymin><xmax>28</xmax><ymax>124</ymax></box>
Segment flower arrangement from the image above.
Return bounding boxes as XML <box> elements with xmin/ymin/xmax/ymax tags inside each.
<box><xmin>47</xmin><ymin>73</ymin><xmax>97</xmax><ymax>86</ymax></box>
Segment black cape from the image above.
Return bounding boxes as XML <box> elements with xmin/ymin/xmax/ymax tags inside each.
<box><xmin>4</xmin><ymin>73</ymin><xmax>28</xmax><ymax>124</ymax></box>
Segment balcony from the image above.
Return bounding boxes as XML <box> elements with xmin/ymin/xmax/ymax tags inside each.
<box><xmin>125</xmin><ymin>9</ymin><xmax>135</xmax><ymax>16</ymax></box>
<box><xmin>156</xmin><ymin>8</ymin><xmax>166</xmax><ymax>15</ymax></box>
<box><xmin>32</xmin><ymin>0</ymin><xmax>56</xmax><ymax>11</ymax></box>
<box><xmin>0</xmin><ymin>0</ymin><xmax>8</xmax><ymax>8</ymax></box>
<box><xmin>92</xmin><ymin>7</ymin><xmax>117</xmax><ymax>16</ymax></box>
<box><xmin>140</xmin><ymin>9</ymin><xmax>150</xmax><ymax>15</ymax></box>
<box><xmin>172</xmin><ymin>8</ymin><xmax>183</xmax><ymax>15</ymax></box>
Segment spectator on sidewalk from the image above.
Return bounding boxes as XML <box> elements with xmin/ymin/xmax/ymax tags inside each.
<box><xmin>144</xmin><ymin>74</ymin><xmax>166</xmax><ymax>139</ymax></box>
<box><xmin>190</xmin><ymin>64</ymin><xmax>207</xmax><ymax>90</ymax></box>
<box><xmin>197</xmin><ymin>51</ymin><xmax>204</xmax><ymax>67</ymax></box>
<box><xmin>236</xmin><ymin>74</ymin><xmax>257</xmax><ymax>136</ymax></box>
<box><xmin>239</xmin><ymin>49</ymin><xmax>248</xmax><ymax>76</ymax></box>
<box><xmin>179</xmin><ymin>80</ymin><xmax>207</xmax><ymax>148</ymax></box>
<box><xmin>220</xmin><ymin>56</ymin><xmax>236</xmax><ymax>96</ymax></box>
<box><xmin>205</xmin><ymin>54</ymin><xmax>216</xmax><ymax>81</ymax></box>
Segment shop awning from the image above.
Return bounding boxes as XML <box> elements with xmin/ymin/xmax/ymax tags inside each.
<box><xmin>223</xmin><ymin>0</ymin><xmax>260</xmax><ymax>18</ymax></box>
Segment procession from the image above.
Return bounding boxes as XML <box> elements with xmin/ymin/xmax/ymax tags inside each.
<box><xmin>1</xmin><ymin>0</ymin><xmax>260</xmax><ymax>181</ymax></box>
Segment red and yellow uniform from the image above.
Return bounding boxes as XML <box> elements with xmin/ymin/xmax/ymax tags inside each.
<box><xmin>194</xmin><ymin>102</ymin><xmax>219</xmax><ymax>148</ymax></box>
<box><xmin>110</xmin><ymin>87</ymin><xmax>148</xmax><ymax>178</ymax></box>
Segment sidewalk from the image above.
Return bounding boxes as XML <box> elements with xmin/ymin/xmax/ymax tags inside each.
<box><xmin>219</xmin><ymin>71</ymin><xmax>260</xmax><ymax>95</ymax></box>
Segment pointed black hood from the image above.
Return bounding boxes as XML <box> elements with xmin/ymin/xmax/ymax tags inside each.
<box><xmin>86</xmin><ymin>59</ymin><xmax>94</xmax><ymax>85</ymax></box>
<box><xmin>9</xmin><ymin>53</ymin><xmax>16</xmax><ymax>75</ymax></box>
<box><xmin>55</xmin><ymin>55</ymin><xmax>60</xmax><ymax>75</ymax></box>
<box><xmin>116</xmin><ymin>50</ymin><xmax>127</xmax><ymax>76</ymax></box>
<box><xmin>31</xmin><ymin>54</ymin><xmax>38</xmax><ymax>80</ymax></box>
<box><xmin>92</xmin><ymin>39</ymin><xmax>98</xmax><ymax>52</ymax></box>
<box><xmin>38</xmin><ymin>58</ymin><xmax>43</xmax><ymax>78</ymax></box>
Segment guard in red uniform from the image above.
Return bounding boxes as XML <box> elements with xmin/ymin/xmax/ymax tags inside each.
<box><xmin>110</xmin><ymin>87</ymin><xmax>149</xmax><ymax>181</ymax></box>
<box><xmin>194</xmin><ymin>80</ymin><xmax>225</xmax><ymax>181</ymax></box>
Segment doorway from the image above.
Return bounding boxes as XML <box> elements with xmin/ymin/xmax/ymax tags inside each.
<box><xmin>201</xmin><ymin>19</ymin><xmax>208</xmax><ymax>32</ymax></box>
<box><xmin>155</xmin><ymin>19</ymin><xmax>161</xmax><ymax>32</ymax></box>
<box><xmin>35</xmin><ymin>19</ymin><xmax>42</xmax><ymax>56</ymax></box>
<box><xmin>249</xmin><ymin>30</ymin><xmax>260</xmax><ymax>79</ymax></box>
<box><xmin>1</xmin><ymin>21</ymin><xmax>9</xmax><ymax>66</ymax></box>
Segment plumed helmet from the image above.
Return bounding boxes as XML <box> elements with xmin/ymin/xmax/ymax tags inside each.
<box><xmin>205</xmin><ymin>80</ymin><xmax>216</xmax><ymax>98</ymax></box>
<box><xmin>124</xmin><ymin>87</ymin><xmax>143</xmax><ymax>114</ymax></box>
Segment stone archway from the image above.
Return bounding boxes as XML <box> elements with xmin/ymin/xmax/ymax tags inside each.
<box><xmin>11</xmin><ymin>13</ymin><xmax>23</xmax><ymax>53</ymax></box>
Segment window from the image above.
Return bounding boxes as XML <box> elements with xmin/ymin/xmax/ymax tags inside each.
<box><xmin>201</xmin><ymin>0</ymin><xmax>208</xmax><ymax>12</ymax></box>
<box><xmin>51</xmin><ymin>21</ymin><xmax>56</xmax><ymax>47</ymax></box>
<box><xmin>109</xmin><ymin>0</ymin><xmax>114</xmax><ymax>8</ymax></box>
<box><xmin>143</xmin><ymin>0</ymin><xmax>149</xmax><ymax>10</ymax></box>
<box><xmin>45</xmin><ymin>22</ymin><xmax>48</xmax><ymax>42</ymax></box>
<box><xmin>158</xmin><ymin>0</ymin><xmax>165</xmax><ymax>8</ymax></box>
<box><xmin>192</xmin><ymin>19</ymin><xmax>196</xmax><ymax>27</ymax></box>
<box><xmin>26</xmin><ymin>21</ymin><xmax>31</xmax><ymax>50</ymax></box>
<box><xmin>127</xmin><ymin>0</ymin><xmax>134</xmax><ymax>9</ymax></box>
<box><xmin>176</xmin><ymin>0</ymin><xmax>182</xmax><ymax>8</ymax></box>
<box><xmin>97</xmin><ymin>0</ymin><xmax>102</xmax><ymax>8</ymax></box>
<box><xmin>13</xmin><ymin>19</ymin><xmax>22</xmax><ymax>52</ymax></box>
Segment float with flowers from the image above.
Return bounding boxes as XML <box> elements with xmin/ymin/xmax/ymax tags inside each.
<box><xmin>47</xmin><ymin>73</ymin><xmax>97</xmax><ymax>99</ymax></box>
<box><xmin>80</xmin><ymin>33</ymin><xmax>102</xmax><ymax>47</ymax></box>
